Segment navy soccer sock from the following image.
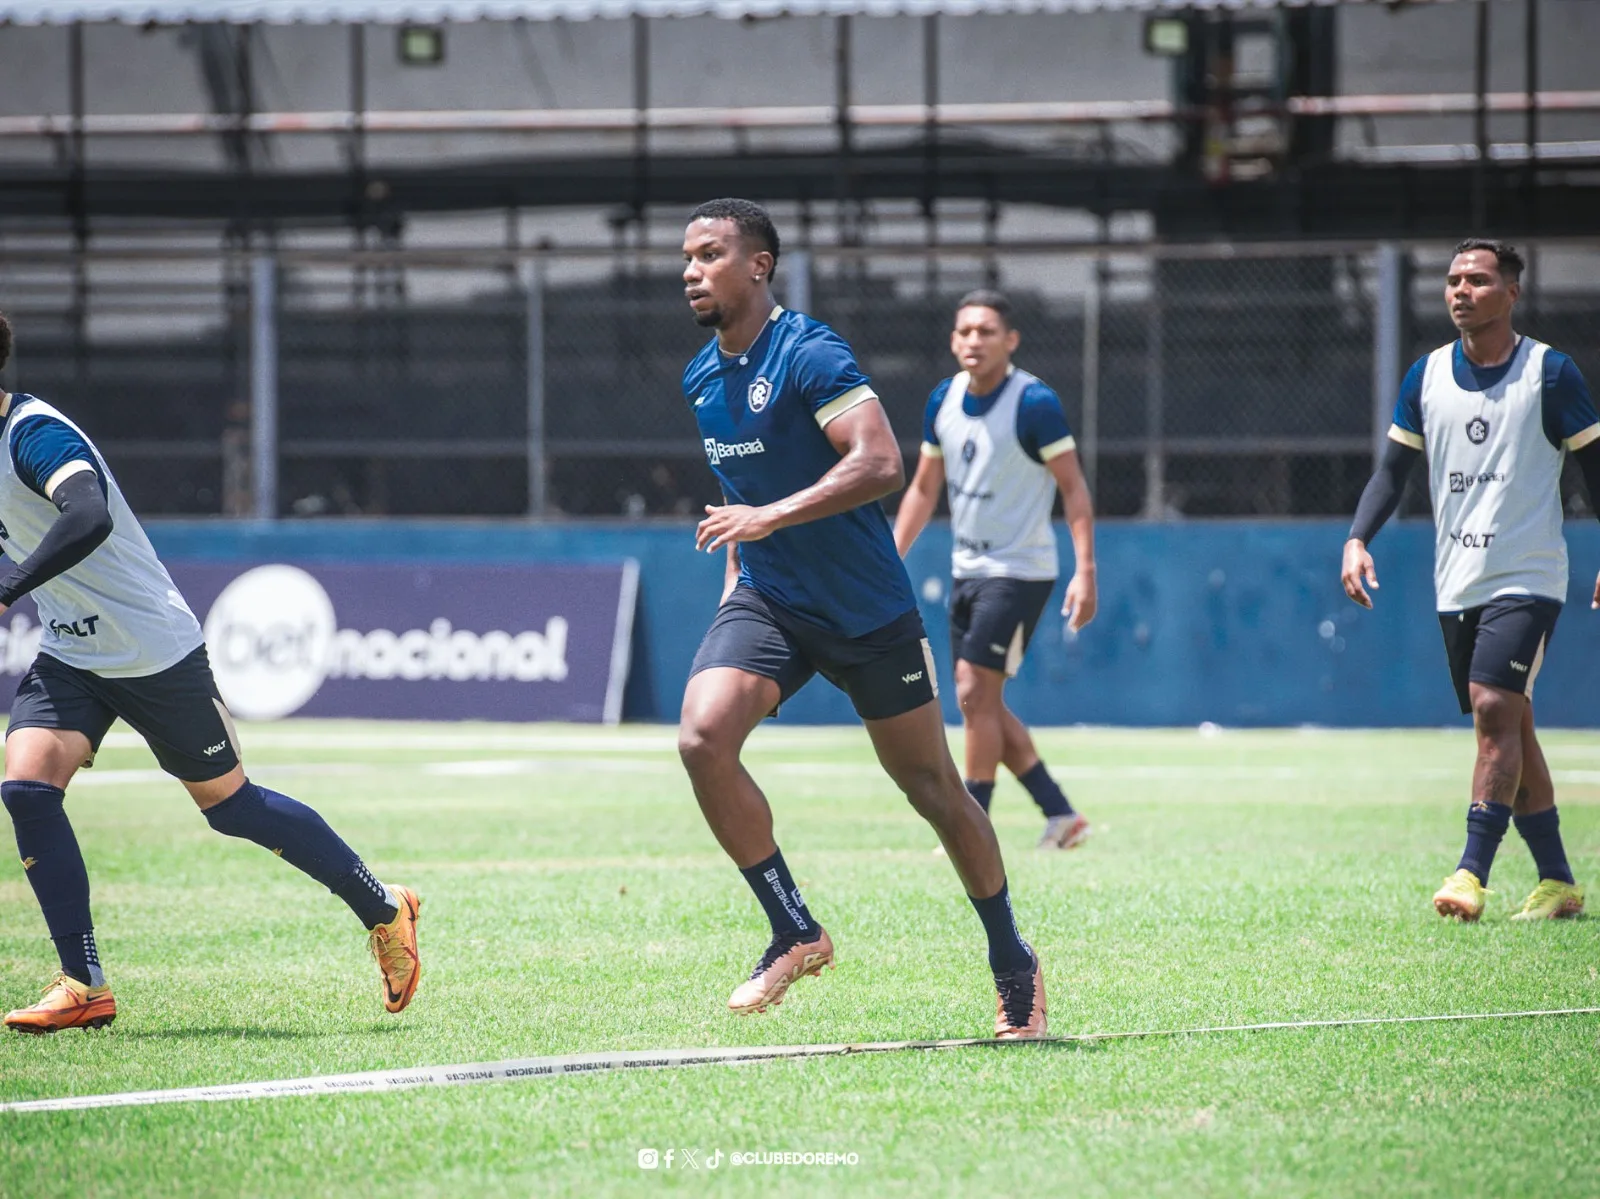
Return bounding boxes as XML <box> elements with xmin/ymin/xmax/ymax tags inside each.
<box><xmin>965</xmin><ymin>780</ymin><xmax>995</xmax><ymax>814</ymax></box>
<box><xmin>738</xmin><ymin>848</ymin><xmax>815</xmax><ymax>941</ymax></box>
<box><xmin>1514</xmin><ymin>808</ymin><xmax>1576</xmax><ymax>885</ymax></box>
<box><xmin>3</xmin><ymin>780</ymin><xmax>103</xmax><ymax>986</ymax></box>
<box><xmin>1015</xmin><ymin>761</ymin><xmax>1074</xmax><ymax>819</ymax></box>
<box><xmin>204</xmin><ymin>781</ymin><xmax>398</xmax><ymax>929</ymax></box>
<box><xmin>1457</xmin><ymin>801</ymin><xmax>1513</xmax><ymax>886</ymax></box>
<box><xmin>969</xmin><ymin>880</ymin><xmax>1034</xmax><ymax>975</ymax></box>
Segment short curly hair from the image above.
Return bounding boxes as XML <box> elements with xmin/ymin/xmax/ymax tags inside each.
<box><xmin>1454</xmin><ymin>238</ymin><xmax>1525</xmax><ymax>282</ymax></box>
<box><xmin>688</xmin><ymin>198</ymin><xmax>781</xmax><ymax>277</ymax></box>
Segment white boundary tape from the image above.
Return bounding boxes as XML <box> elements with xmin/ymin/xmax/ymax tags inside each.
<box><xmin>4</xmin><ymin>1006</ymin><xmax>1597</xmax><ymax>1115</ymax></box>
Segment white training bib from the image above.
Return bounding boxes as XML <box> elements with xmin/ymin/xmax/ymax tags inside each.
<box><xmin>934</xmin><ymin>368</ymin><xmax>1059</xmax><ymax>580</ymax></box>
<box><xmin>1415</xmin><ymin>338</ymin><xmax>1568</xmax><ymax>611</ymax></box>
<box><xmin>0</xmin><ymin>396</ymin><xmax>203</xmax><ymax>676</ymax></box>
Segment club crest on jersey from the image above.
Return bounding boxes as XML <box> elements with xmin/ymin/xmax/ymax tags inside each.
<box><xmin>961</xmin><ymin>438</ymin><xmax>978</xmax><ymax>463</ymax></box>
<box><xmin>1466</xmin><ymin>416</ymin><xmax>1490</xmax><ymax>444</ymax></box>
<box><xmin>747</xmin><ymin>377</ymin><xmax>773</xmax><ymax>413</ymax></box>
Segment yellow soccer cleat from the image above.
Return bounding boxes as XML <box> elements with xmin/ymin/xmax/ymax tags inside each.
<box><xmin>4</xmin><ymin>974</ymin><xmax>116</xmax><ymax>1035</ymax></box>
<box><xmin>1511</xmin><ymin>879</ymin><xmax>1585</xmax><ymax>921</ymax></box>
<box><xmin>1433</xmin><ymin>868</ymin><xmax>1489</xmax><ymax>922</ymax></box>
<box><xmin>369</xmin><ymin>884</ymin><xmax>422</xmax><ymax>1013</ymax></box>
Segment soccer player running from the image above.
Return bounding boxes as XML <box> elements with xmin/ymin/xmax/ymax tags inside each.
<box><xmin>1343</xmin><ymin>239</ymin><xmax>1600</xmax><ymax>923</ymax></box>
<box><xmin>678</xmin><ymin>199</ymin><xmax>1046</xmax><ymax>1037</ymax></box>
<box><xmin>894</xmin><ymin>291</ymin><xmax>1096</xmax><ymax>848</ymax></box>
<box><xmin>0</xmin><ymin>314</ymin><xmax>421</xmax><ymax>1032</ymax></box>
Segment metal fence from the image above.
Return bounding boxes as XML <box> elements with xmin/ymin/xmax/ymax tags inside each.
<box><xmin>2</xmin><ymin>240</ymin><xmax>1598</xmax><ymax>521</ymax></box>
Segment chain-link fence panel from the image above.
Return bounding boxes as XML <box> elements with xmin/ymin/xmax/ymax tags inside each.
<box><xmin>3</xmin><ymin>240</ymin><xmax>1598</xmax><ymax>521</ymax></box>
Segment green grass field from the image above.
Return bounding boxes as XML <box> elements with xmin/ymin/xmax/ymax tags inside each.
<box><xmin>2</xmin><ymin>721</ymin><xmax>1599</xmax><ymax>1197</ymax></box>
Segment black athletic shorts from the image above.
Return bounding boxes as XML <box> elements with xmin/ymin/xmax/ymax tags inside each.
<box><xmin>949</xmin><ymin>576</ymin><xmax>1056</xmax><ymax>677</ymax></box>
<box><xmin>689</xmin><ymin>585</ymin><xmax>937</xmax><ymax>721</ymax></box>
<box><xmin>8</xmin><ymin>645</ymin><xmax>242</xmax><ymax>782</ymax></box>
<box><xmin>1438</xmin><ymin>594</ymin><xmax>1561</xmax><ymax>715</ymax></box>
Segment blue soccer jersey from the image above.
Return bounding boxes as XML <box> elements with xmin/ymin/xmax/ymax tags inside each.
<box><xmin>683</xmin><ymin>306</ymin><xmax>917</xmax><ymax>637</ymax></box>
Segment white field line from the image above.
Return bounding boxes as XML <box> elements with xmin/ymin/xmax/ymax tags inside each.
<box><xmin>64</xmin><ymin>759</ymin><xmax>1600</xmax><ymax>788</ymax></box>
<box><xmin>3</xmin><ymin>1007</ymin><xmax>1597</xmax><ymax>1115</ymax></box>
<box><xmin>99</xmin><ymin>730</ymin><xmax>685</xmax><ymax>753</ymax></box>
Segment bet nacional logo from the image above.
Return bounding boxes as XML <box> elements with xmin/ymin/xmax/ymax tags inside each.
<box><xmin>204</xmin><ymin>565</ymin><xmax>337</xmax><ymax>720</ymax></box>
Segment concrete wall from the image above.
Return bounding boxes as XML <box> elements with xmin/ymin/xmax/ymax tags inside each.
<box><xmin>144</xmin><ymin>517</ymin><xmax>1600</xmax><ymax>728</ymax></box>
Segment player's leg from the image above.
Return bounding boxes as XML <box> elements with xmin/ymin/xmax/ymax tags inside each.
<box><xmin>955</xmin><ymin>578</ymin><xmax>1083</xmax><ymax>846</ymax></box>
<box><xmin>861</xmin><ymin>697</ymin><xmax>1046</xmax><ymax>1038</ymax></box>
<box><xmin>954</xmin><ymin>658</ymin><xmax>1005</xmax><ymax>812</ymax></box>
<box><xmin>680</xmin><ymin>592</ymin><xmax>830</xmax><ymax>1014</ymax></box>
<box><xmin>106</xmin><ymin>648</ymin><xmax>422</xmax><ymax>1011</ymax></box>
<box><xmin>2</xmin><ymin>657</ymin><xmax>119</xmax><ymax>1033</ymax></box>
<box><xmin>997</xmin><ymin>706</ymin><xmax>1086</xmax><ymax>849</ymax></box>
<box><xmin>1497</xmin><ymin>604</ymin><xmax>1583</xmax><ymax>919</ymax></box>
<box><xmin>947</xmin><ymin>580</ymin><xmax>999</xmax><ymax>813</ymax></box>
<box><xmin>1434</xmin><ymin>599</ymin><xmax>1547</xmax><ymax>920</ymax></box>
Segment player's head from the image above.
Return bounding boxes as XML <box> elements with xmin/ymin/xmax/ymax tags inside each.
<box><xmin>682</xmin><ymin>199</ymin><xmax>780</xmax><ymax>329</ymax></box>
<box><xmin>1446</xmin><ymin>239</ymin><xmax>1523</xmax><ymax>334</ymax></box>
<box><xmin>951</xmin><ymin>290</ymin><xmax>1020</xmax><ymax>380</ymax></box>
<box><xmin>0</xmin><ymin>310</ymin><xmax>11</xmax><ymax>374</ymax></box>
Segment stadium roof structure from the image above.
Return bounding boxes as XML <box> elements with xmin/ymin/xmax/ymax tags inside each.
<box><xmin>0</xmin><ymin>0</ymin><xmax>1461</xmax><ymax>23</ymax></box>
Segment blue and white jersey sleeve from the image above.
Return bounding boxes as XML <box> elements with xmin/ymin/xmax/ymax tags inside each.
<box><xmin>1016</xmin><ymin>380</ymin><xmax>1076</xmax><ymax>463</ymax></box>
<box><xmin>1541</xmin><ymin>351</ymin><xmax>1600</xmax><ymax>451</ymax></box>
<box><xmin>921</xmin><ymin>380</ymin><xmax>951</xmax><ymax>457</ymax></box>
<box><xmin>10</xmin><ymin>414</ymin><xmax>101</xmax><ymax>500</ymax></box>
<box><xmin>792</xmin><ymin>326</ymin><xmax>878</xmax><ymax>429</ymax></box>
<box><xmin>1388</xmin><ymin>356</ymin><xmax>1428</xmax><ymax>450</ymax></box>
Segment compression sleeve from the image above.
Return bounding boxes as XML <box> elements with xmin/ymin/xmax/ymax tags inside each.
<box><xmin>1348</xmin><ymin>438</ymin><xmax>1422</xmax><ymax>545</ymax></box>
<box><xmin>0</xmin><ymin>470</ymin><xmax>114</xmax><ymax>606</ymax></box>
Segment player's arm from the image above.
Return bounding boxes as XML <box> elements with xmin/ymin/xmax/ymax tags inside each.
<box><xmin>1542</xmin><ymin>351</ymin><xmax>1600</xmax><ymax>609</ymax></box>
<box><xmin>893</xmin><ymin>450</ymin><xmax>944</xmax><ymax>558</ymax></box>
<box><xmin>1016</xmin><ymin>381</ymin><xmax>1097</xmax><ymax>630</ymax></box>
<box><xmin>1342</xmin><ymin>439</ymin><xmax>1421</xmax><ymax>609</ymax></box>
<box><xmin>893</xmin><ymin>384</ymin><xmax>949</xmax><ymax>558</ymax></box>
<box><xmin>696</xmin><ymin>399</ymin><xmax>904</xmax><ymax>552</ymax></box>
<box><xmin>0</xmin><ymin>468</ymin><xmax>113</xmax><ymax>612</ymax></box>
<box><xmin>1045</xmin><ymin>448</ymin><xmax>1097</xmax><ymax>632</ymax></box>
<box><xmin>1343</xmin><ymin>360</ymin><xmax>1426</xmax><ymax>609</ymax></box>
<box><xmin>1574</xmin><ymin>443</ymin><xmax>1600</xmax><ymax>610</ymax></box>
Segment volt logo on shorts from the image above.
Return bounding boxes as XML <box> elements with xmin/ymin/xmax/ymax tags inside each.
<box><xmin>49</xmin><ymin>615</ymin><xmax>101</xmax><ymax>637</ymax></box>
<box><xmin>203</xmin><ymin>740</ymin><xmax>229</xmax><ymax>756</ymax></box>
<box><xmin>1449</xmin><ymin>531</ymin><xmax>1496</xmax><ymax>549</ymax></box>
<box><xmin>703</xmin><ymin>438</ymin><xmax>766</xmax><ymax>467</ymax></box>
<box><xmin>902</xmin><ymin>670</ymin><xmax>924</xmax><ymax>684</ymax></box>
<box><xmin>1510</xmin><ymin>660</ymin><xmax>1529</xmax><ymax>673</ymax></box>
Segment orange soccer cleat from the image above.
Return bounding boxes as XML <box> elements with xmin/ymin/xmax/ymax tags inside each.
<box><xmin>994</xmin><ymin>951</ymin><xmax>1047</xmax><ymax>1039</ymax></box>
<box><xmin>369</xmin><ymin>884</ymin><xmax>423</xmax><ymax>1013</ymax></box>
<box><xmin>4</xmin><ymin>974</ymin><xmax>116</xmax><ymax>1035</ymax></box>
<box><xmin>727</xmin><ymin>928</ymin><xmax>835</xmax><ymax>1014</ymax></box>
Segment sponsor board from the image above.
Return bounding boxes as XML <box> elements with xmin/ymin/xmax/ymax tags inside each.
<box><xmin>0</xmin><ymin>561</ymin><xmax>638</xmax><ymax>724</ymax></box>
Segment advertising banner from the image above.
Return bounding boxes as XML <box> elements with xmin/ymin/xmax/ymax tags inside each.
<box><xmin>0</xmin><ymin>560</ymin><xmax>639</xmax><ymax>724</ymax></box>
